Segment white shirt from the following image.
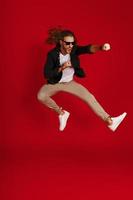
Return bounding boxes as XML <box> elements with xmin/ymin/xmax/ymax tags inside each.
<box><xmin>59</xmin><ymin>53</ymin><xmax>74</xmax><ymax>83</ymax></box>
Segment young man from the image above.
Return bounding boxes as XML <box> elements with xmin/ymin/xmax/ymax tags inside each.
<box><xmin>37</xmin><ymin>28</ymin><xmax>127</xmax><ymax>131</ymax></box>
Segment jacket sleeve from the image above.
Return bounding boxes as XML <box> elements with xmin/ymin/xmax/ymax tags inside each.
<box><xmin>44</xmin><ymin>52</ymin><xmax>62</xmax><ymax>79</ymax></box>
<box><xmin>74</xmin><ymin>68</ymin><xmax>86</xmax><ymax>77</ymax></box>
<box><xmin>75</xmin><ymin>44</ymin><xmax>94</xmax><ymax>55</ymax></box>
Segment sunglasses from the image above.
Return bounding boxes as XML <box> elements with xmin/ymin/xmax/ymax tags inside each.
<box><xmin>63</xmin><ymin>40</ymin><xmax>75</xmax><ymax>45</ymax></box>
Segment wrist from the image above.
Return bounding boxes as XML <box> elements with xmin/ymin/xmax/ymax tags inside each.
<box><xmin>58</xmin><ymin>65</ymin><xmax>64</xmax><ymax>72</ymax></box>
<box><xmin>58</xmin><ymin>67</ymin><xmax>63</xmax><ymax>73</ymax></box>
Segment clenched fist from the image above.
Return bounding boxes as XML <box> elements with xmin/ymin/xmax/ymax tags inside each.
<box><xmin>62</xmin><ymin>61</ymin><xmax>72</xmax><ymax>69</ymax></box>
<box><xmin>58</xmin><ymin>61</ymin><xmax>72</xmax><ymax>73</ymax></box>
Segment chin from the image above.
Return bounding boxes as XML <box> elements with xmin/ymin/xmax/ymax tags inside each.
<box><xmin>67</xmin><ymin>50</ymin><xmax>72</xmax><ymax>54</ymax></box>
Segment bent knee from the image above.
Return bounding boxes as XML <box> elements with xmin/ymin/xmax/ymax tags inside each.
<box><xmin>37</xmin><ymin>90</ymin><xmax>48</xmax><ymax>102</ymax></box>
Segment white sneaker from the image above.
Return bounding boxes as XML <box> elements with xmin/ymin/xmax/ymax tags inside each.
<box><xmin>108</xmin><ymin>112</ymin><xmax>127</xmax><ymax>132</ymax></box>
<box><xmin>59</xmin><ymin>110</ymin><xmax>70</xmax><ymax>131</ymax></box>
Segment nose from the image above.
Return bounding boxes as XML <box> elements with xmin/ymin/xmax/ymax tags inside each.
<box><xmin>69</xmin><ymin>43</ymin><xmax>73</xmax><ymax>48</ymax></box>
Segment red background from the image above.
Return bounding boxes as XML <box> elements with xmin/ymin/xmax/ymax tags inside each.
<box><xmin>1</xmin><ymin>0</ymin><xmax>133</xmax><ymax>199</ymax></box>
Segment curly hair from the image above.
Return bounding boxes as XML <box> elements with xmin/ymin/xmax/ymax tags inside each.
<box><xmin>46</xmin><ymin>26</ymin><xmax>77</xmax><ymax>45</ymax></box>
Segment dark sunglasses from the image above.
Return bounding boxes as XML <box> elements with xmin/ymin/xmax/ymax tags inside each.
<box><xmin>63</xmin><ymin>40</ymin><xmax>75</xmax><ymax>45</ymax></box>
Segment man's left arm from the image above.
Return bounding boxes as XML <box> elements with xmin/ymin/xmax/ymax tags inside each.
<box><xmin>76</xmin><ymin>43</ymin><xmax>111</xmax><ymax>55</ymax></box>
<box><xmin>89</xmin><ymin>43</ymin><xmax>111</xmax><ymax>53</ymax></box>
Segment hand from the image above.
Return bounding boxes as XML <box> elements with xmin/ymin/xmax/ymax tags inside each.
<box><xmin>58</xmin><ymin>61</ymin><xmax>72</xmax><ymax>73</ymax></box>
<box><xmin>62</xmin><ymin>61</ymin><xmax>72</xmax><ymax>70</ymax></box>
<box><xmin>102</xmin><ymin>43</ymin><xmax>111</xmax><ymax>51</ymax></box>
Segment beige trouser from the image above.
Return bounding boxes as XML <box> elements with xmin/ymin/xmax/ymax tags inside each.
<box><xmin>37</xmin><ymin>80</ymin><xmax>109</xmax><ymax>121</ymax></box>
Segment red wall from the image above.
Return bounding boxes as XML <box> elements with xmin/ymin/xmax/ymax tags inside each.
<box><xmin>1</xmin><ymin>0</ymin><xmax>133</xmax><ymax>199</ymax></box>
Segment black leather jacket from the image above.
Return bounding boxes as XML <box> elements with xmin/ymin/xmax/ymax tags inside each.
<box><xmin>44</xmin><ymin>44</ymin><xmax>93</xmax><ymax>84</ymax></box>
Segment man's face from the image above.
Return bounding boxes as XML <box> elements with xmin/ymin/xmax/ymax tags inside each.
<box><xmin>60</xmin><ymin>36</ymin><xmax>75</xmax><ymax>54</ymax></box>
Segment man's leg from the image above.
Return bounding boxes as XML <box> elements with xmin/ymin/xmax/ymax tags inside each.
<box><xmin>61</xmin><ymin>80</ymin><xmax>110</xmax><ymax>122</ymax></box>
<box><xmin>37</xmin><ymin>83</ymin><xmax>63</xmax><ymax>114</ymax></box>
<box><xmin>37</xmin><ymin>83</ymin><xmax>70</xmax><ymax>131</ymax></box>
<box><xmin>61</xmin><ymin>81</ymin><xmax>127</xmax><ymax>131</ymax></box>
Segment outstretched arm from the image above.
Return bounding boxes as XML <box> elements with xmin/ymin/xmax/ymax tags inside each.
<box><xmin>76</xmin><ymin>43</ymin><xmax>111</xmax><ymax>55</ymax></box>
<box><xmin>89</xmin><ymin>43</ymin><xmax>111</xmax><ymax>53</ymax></box>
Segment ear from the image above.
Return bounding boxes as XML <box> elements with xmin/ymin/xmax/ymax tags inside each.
<box><xmin>59</xmin><ymin>40</ymin><xmax>63</xmax><ymax>46</ymax></box>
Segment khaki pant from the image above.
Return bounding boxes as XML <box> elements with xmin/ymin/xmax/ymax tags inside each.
<box><xmin>37</xmin><ymin>80</ymin><xmax>109</xmax><ymax>121</ymax></box>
